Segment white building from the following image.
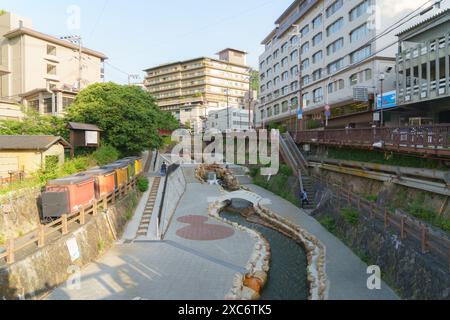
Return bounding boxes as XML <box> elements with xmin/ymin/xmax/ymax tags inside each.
<box><xmin>206</xmin><ymin>107</ymin><xmax>253</xmax><ymax>132</ymax></box>
<box><xmin>256</xmin><ymin>0</ymin><xmax>441</xmax><ymax>130</ymax></box>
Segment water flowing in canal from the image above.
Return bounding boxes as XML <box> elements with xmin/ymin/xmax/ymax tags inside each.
<box><xmin>220</xmin><ymin>207</ymin><xmax>309</xmax><ymax>300</ymax></box>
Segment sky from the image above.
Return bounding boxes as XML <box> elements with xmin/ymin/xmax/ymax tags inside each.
<box><xmin>2</xmin><ymin>0</ymin><xmax>294</xmax><ymax>84</ymax></box>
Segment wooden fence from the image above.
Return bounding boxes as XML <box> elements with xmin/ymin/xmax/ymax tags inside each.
<box><xmin>311</xmin><ymin>174</ymin><xmax>450</xmax><ymax>271</ymax></box>
<box><xmin>0</xmin><ymin>172</ymin><xmax>26</xmax><ymax>188</ymax></box>
<box><xmin>0</xmin><ymin>178</ymin><xmax>138</xmax><ymax>265</ymax></box>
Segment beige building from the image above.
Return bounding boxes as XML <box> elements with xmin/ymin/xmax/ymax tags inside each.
<box><xmin>0</xmin><ymin>11</ymin><xmax>107</xmax><ymax>119</ymax></box>
<box><xmin>0</xmin><ymin>135</ymin><xmax>70</xmax><ymax>178</ymax></box>
<box><xmin>144</xmin><ymin>48</ymin><xmax>251</xmax><ymax>132</ymax></box>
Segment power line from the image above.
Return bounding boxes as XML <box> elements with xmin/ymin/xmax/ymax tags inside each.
<box><xmin>89</xmin><ymin>0</ymin><xmax>110</xmax><ymax>39</ymax></box>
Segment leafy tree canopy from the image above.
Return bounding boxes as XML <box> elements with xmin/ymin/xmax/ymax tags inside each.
<box><xmin>0</xmin><ymin>108</ymin><xmax>68</xmax><ymax>138</ymax></box>
<box><xmin>65</xmin><ymin>82</ymin><xmax>178</xmax><ymax>156</ymax></box>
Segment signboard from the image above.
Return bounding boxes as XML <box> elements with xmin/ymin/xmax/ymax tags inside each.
<box><xmin>297</xmin><ymin>107</ymin><xmax>303</xmax><ymax>120</ymax></box>
<box><xmin>377</xmin><ymin>90</ymin><xmax>397</xmax><ymax>110</ymax></box>
<box><xmin>373</xmin><ymin>112</ymin><xmax>380</xmax><ymax>122</ymax></box>
<box><xmin>85</xmin><ymin>131</ymin><xmax>98</xmax><ymax>145</ymax></box>
<box><xmin>353</xmin><ymin>87</ymin><xmax>369</xmax><ymax>102</ymax></box>
<box><xmin>66</xmin><ymin>237</ymin><xmax>80</xmax><ymax>262</ymax></box>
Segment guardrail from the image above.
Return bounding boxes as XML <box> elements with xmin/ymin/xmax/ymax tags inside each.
<box><xmin>294</xmin><ymin>125</ymin><xmax>450</xmax><ymax>158</ymax></box>
<box><xmin>311</xmin><ymin>174</ymin><xmax>450</xmax><ymax>271</ymax></box>
<box><xmin>0</xmin><ymin>177</ymin><xmax>138</xmax><ymax>265</ymax></box>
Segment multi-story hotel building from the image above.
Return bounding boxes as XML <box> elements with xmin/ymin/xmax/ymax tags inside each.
<box><xmin>256</xmin><ymin>0</ymin><xmax>437</xmax><ymax>130</ymax></box>
<box><xmin>0</xmin><ymin>11</ymin><xmax>107</xmax><ymax>119</ymax></box>
<box><xmin>144</xmin><ymin>48</ymin><xmax>251</xmax><ymax>131</ymax></box>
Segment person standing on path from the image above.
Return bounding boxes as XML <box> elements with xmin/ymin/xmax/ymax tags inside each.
<box><xmin>301</xmin><ymin>190</ymin><xmax>309</xmax><ymax>209</ymax></box>
<box><xmin>160</xmin><ymin>161</ymin><xmax>168</xmax><ymax>176</ymax></box>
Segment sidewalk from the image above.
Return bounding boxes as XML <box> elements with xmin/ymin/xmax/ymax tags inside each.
<box><xmin>46</xmin><ymin>168</ymin><xmax>256</xmax><ymax>300</ymax></box>
<box><xmin>246</xmin><ymin>184</ymin><xmax>399</xmax><ymax>300</ymax></box>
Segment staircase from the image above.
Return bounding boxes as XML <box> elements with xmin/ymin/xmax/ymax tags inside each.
<box><xmin>280</xmin><ymin>133</ymin><xmax>317</xmax><ymax>211</ymax></box>
<box><xmin>136</xmin><ymin>177</ymin><xmax>161</xmax><ymax>237</ymax></box>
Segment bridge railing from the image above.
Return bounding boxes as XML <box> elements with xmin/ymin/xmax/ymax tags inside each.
<box><xmin>294</xmin><ymin>125</ymin><xmax>450</xmax><ymax>154</ymax></box>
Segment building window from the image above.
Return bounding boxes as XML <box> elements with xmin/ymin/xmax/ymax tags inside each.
<box><xmin>365</xmin><ymin>68</ymin><xmax>372</xmax><ymax>81</ymax></box>
<box><xmin>290</xmin><ymin>35</ymin><xmax>299</xmax><ymax>46</ymax></box>
<box><xmin>290</xmin><ymin>50</ymin><xmax>298</xmax><ymax>62</ymax></box>
<box><xmin>312</xmin><ymin>69</ymin><xmax>322</xmax><ymax>81</ymax></box>
<box><xmin>326</xmin><ymin>0</ymin><xmax>343</xmax><ymax>18</ymax></box>
<box><xmin>350</xmin><ymin>45</ymin><xmax>371</xmax><ymax>64</ymax></box>
<box><xmin>312</xmin><ymin>32</ymin><xmax>322</xmax><ymax>46</ymax></box>
<box><xmin>62</xmin><ymin>97</ymin><xmax>75</xmax><ymax>110</ymax></box>
<box><xmin>282</xmin><ymin>101</ymin><xmax>289</xmax><ymax>112</ymax></box>
<box><xmin>43</xmin><ymin>97</ymin><xmax>53</xmax><ymax>114</ymax></box>
<box><xmin>350</xmin><ymin>23</ymin><xmax>369</xmax><ymax>43</ymax></box>
<box><xmin>281</xmin><ymin>57</ymin><xmax>288</xmax><ymax>67</ymax></box>
<box><xmin>281</xmin><ymin>42</ymin><xmax>289</xmax><ymax>53</ymax></box>
<box><xmin>327</xmin><ymin>58</ymin><xmax>344</xmax><ymax>74</ymax></box>
<box><xmin>349</xmin><ymin>73</ymin><xmax>358</xmax><ymax>86</ymax></box>
<box><xmin>301</xmin><ymin>58</ymin><xmax>310</xmax><ymax>71</ymax></box>
<box><xmin>282</xmin><ymin>71</ymin><xmax>289</xmax><ymax>81</ymax></box>
<box><xmin>260</xmin><ymin>110</ymin><xmax>265</xmax><ymax>120</ymax></box>
<box><xmin>327</xmin><ymin>38</ymin><xmax>344</xmax><ymax>55</ymax></box>
<box><xmin>302</xmin><ymin>75</ymin><xmax>310</xmax><ymax>86</ymax></box>
<box><xmin>274</xmin><ymin>76</ymin><xmax>280</xmax><ymax>86</ymax></box>
<box><xmin>47</xmin><ymin>45</ymin><xmax>56</xmax><ymax>56</ymax></box>
<box><xmin>350</xmin><ymin>0</ymin><xmax>371</xmax><ymax>21</ymax></box>
<box><xmin>291</xmin><ymin>81</ymin><xmax>299</xmax><ymax>91</ymax></box>
<box><xmin>273</xmin><ymin>49</ymin><xmax>280</xmax><ymax>59</ymax></box>
<box><xmin>312</xmin><ymin>14</ymin><xmax>322</xmax><ymax>29</ymax></box>
<box><xmin>274</xmin><ymin>63</ymin><xmax>280</xmax><ymax>73</ymax></box>
<box><xmin>28</xmin><ymin>100</ymin><xmax>39</xmax><ymax>112</ymax></box>
<box><xmin>47</xmin><ymin>64</ymin><xmax>57</xmax><ymax>75</ymax></box>
<box><xmin>274</xmin><ymin>104</ymin><xmax>280</xmax><ymax>115</ymax></box>
<box><xmin>302</xmin><ymin>93</ymin><xmax>310</xmax><ymax>107</ymax></box>
<box><xmin>282</xmin><ymin>86</ymin><xmax>289</xmax><ymax>95</ymax></box>
<box><xmin>267</xmin><ymin>107</ymin><xmax>273</xmax><ymax>117</ymax></box>
<box><xmin>291</xmin><ymin>97</ymin><xmax>298</xmax><ymax>109</ymax></box>
<box><xmin>328</xmin><ymin>79</ymin><xmax>345</xmax><ymax>93</ymax></box>
<box><xmin>312</xmin><ymin>51</ymin><xmax>323</xmax><ymax>64</ymax></box>
<box><xmin>301</xmin><ymin>42</ymin><xmax>309</xmax><ymax>55</ymax></box>
<box><xmin>313</xmin><ymin>87</ymin><xmax>323</xmax><ymax>103</ymax></box>
<box><xmin>301</xmin><ymin>25</ymin><xmax>310</xmax><ymax>37</ymax></box>
<box><xmin>291</xmin><ymin>65</ymin><xmax>299</xmax><ymax>77</ymax></box>
<box><xmin>326</xmin><ymin>17</ymin><xmax>344</xmax><ymax>37</ymax></box>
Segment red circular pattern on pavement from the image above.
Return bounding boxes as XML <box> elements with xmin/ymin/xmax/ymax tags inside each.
<box><xmin>176</xmin><ymin>215</ymin><xmax>235</xmax><ymax>241</ymax></box>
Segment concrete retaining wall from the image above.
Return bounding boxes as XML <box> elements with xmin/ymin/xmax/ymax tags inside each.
<box><xmin>160</xmin><ymin>167</ymin><xmax>187</xmax><ymax>236</ymax></box>
<box><xmin>0</xmin><ymin>191</ymin><xmax>138</xmax><ymax>300</ymax></box>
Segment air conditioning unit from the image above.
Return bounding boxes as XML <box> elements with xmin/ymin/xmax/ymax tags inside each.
<box><xmin>405</xmin><ymin>95</ymin><xmax>411</xmax><ymax>102</ymax></box>
<box><xmin>421</xmin><ymin>92</ymin><xmax>427</xmax><ymax>98</ymax></box>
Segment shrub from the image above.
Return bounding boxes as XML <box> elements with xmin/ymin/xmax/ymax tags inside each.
<box><xmin>341</xmin><ymin>207</ymin><xmax>360</xmax><ymax>225</ymax></box>
<box><xmin>137</xmin><ymin>177</ymin><xmax>150</xmax><ymax>192</ymax></box>
<box><xmin>320</xmin><ymin>217</ymin><xmax>336</xmax><ymax>233</ymax></box>
<box><xmin>92</xmin><ymin>145</ymin><xmax>120</xmax><ymax>166</ymax></box>
<box><xmin>126</xmin><ymin>209</ymin><xmax>134</xmax><ymax>221</ymax></box>
<box><xmin>249</xmin><ymin>167</ymin><xmax>259</xmax><ymax>178</ymax></box>
<box><xmin>279</xmin><ymin>164</ymin><xmax>293</xmax><ymax>176</ymax></box>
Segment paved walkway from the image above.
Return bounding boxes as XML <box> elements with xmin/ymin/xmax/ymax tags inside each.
<box><xmin>246</xmin><ymin>184</ymin><xmax>399</xmax><ymax>300</ymax></box>
<box><xmin>46</xmin><ymin>168</ymin><xmax>256</xmax><ymax>300</ymax></box>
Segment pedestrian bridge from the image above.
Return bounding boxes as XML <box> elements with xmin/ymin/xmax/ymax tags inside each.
<box><xmin>210</xmin><ymin>190</ymin><xmax>272</xmax><ymax>207</ymax></box>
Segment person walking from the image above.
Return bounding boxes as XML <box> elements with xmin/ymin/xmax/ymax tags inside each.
<box><xmin>301</xmin><ymin>190</ymin><xmax>310</xmax><ymax>209</ymax></box>
<box><xmin>160</xmin><ymin>161</ymin><xmax>168</xmax><ymax>177</ymax></box>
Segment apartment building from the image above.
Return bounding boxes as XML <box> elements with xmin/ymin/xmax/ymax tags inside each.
<box><xmin>144</xmin><ymin>49</ymin><xmax>251</xmax><ymax>132</ymax></box>
<box><xmin>0</xmin><ymin>11</ymin><xmax>107</xmax><ymax>119</ymax></box>
<box><xmin>393</xmin><ymin>9</ymin><xmax>450</xmax><ymax>126</ymax></box>
<box><xmin>256</xmin><ymin>0</ymin><xmax>437</xmax><ymax>130</ymax></box>
<box><xmin>205</xmin><ymin>107</ymin><xmax>253</xmax><ymax>132</ymax></box>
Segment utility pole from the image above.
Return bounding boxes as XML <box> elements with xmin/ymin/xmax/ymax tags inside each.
<box><xmin>379</xmin><ymin>73</ymin><xmax>385</xmax><ymax>128</ymax></box>
<box><xmin>61</xmin><ymin>35</ymin><xmax>82</xmax><ymax>90</ymax></box>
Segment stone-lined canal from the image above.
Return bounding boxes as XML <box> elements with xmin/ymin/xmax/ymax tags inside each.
<box><xmin>220</xmin><ymin>209</ymin><xmax>309</xmax><ymax>300</ymax></box>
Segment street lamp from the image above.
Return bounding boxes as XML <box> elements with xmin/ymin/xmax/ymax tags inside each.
<box><xmin>378</xmin><ymin>73</ymin><xmax>385</xmax><ymax>128</ymax></box>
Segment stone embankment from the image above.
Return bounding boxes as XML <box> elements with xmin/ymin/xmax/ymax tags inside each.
<box><xmin>209</xmin><ymin>194</ymin><xmax>328</xmax><ymax>300</ymax></box>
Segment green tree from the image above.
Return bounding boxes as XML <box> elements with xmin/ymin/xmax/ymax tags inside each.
<box><xmin>0</xmin><ymin>109</ymin><xmax>68</xmax><ymax>138</ymax></box>
<box><xmin>65</xmin><ymin>82</ymin><xmax>178</xmax><ymax>156</ymax></box>
<box><xmin>250</xmin><ymin>69</ymin><xmax>260</xmax><ymax>93</ymax></box>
